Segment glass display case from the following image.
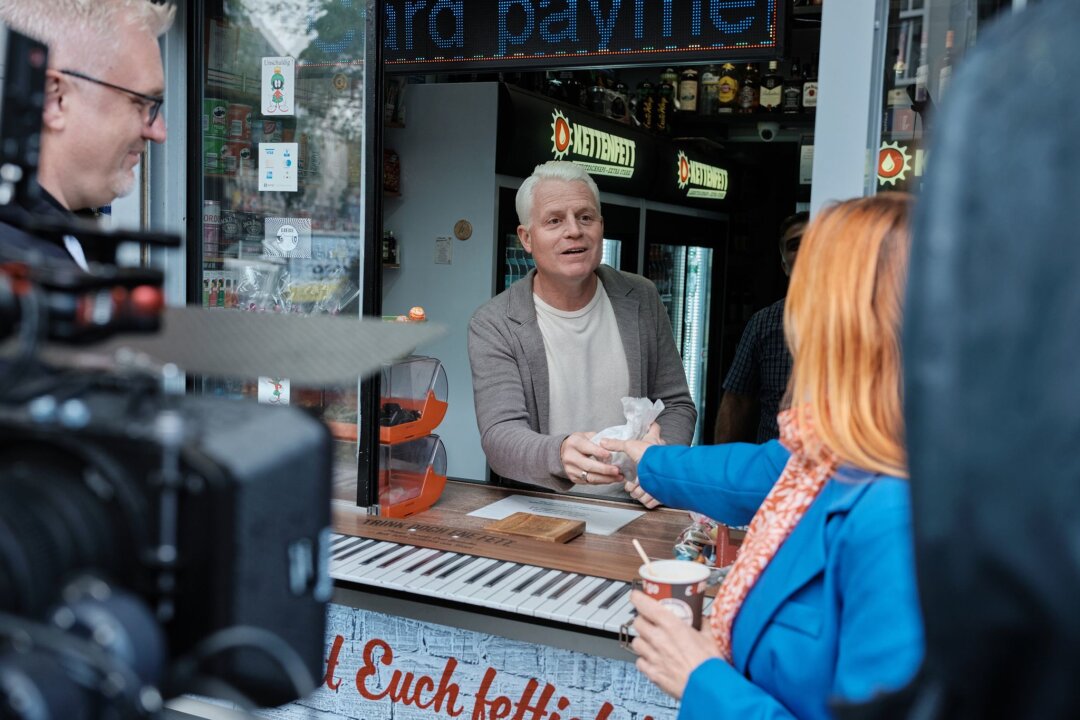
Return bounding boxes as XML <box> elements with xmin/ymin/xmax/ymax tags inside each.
<box><xmin>190</xmin><ymin>0</ymin><xmax>373</xmax><ymax>502</ymax></box>
<box><xmin>379</xmin><ymin>356</ymin><xmax>448</xmax><ymax>444</ymax></box>
<box><xmin>378</xmin><ymin>435</ymin><xmax>448</xmax><ymax>518</ymax></box>
<box><xmin>378</xmin><ymin>355</ymin><xmax>449</xmax><ymax>517</ymax></box>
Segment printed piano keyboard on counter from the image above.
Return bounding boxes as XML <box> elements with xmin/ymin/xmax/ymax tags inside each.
<box><xmin>327</xmin><ymin>483</ymin><xmax>740</xmax><ymax>637</ymax></box>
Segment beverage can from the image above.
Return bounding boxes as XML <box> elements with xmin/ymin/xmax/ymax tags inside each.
<box><xmin>226</xmin><ymin>103</ymin><xmax>252</xmax><ymax>140</ymax></box>
<box><xmin>203</xmin><ymin>136</ymin><xmax>225</xmax><ymax>175</ymax></box>
<box><xmin>203</xmin><ymin>200</ymin><xmax>222</xmax><ymax>257</ymax></box>
<box><xmin>204</xmin><ymin>98</ymin><xmax>228</xmax><ymax>137</ymax></box>
<box><xmin>220</xmin><ymin>141</ymin><xmax>250</xmax><ymax>176</ymax></box>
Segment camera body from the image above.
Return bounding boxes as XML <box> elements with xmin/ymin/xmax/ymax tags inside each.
<box><xmin>0</xmin><ymin>382</ymin><xmax>332</xmax><ymax>707</ymax></box>
<box><xmin>757</xmin><ymin>121</ymin><xmax>780</xmax><ymax>142</ymax></box>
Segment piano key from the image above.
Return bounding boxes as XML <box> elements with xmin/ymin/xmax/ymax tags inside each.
<box><xmin>482</xmin><ymin>563</ymin><xmax>524</xmax><ymax>588</ymax></box>
<box><xmin>599</xmin><ymin>581</ymin><xmax>629</xmax><ymax>610</ymax></box>
<box><xmin>376</xmin><ymin>545</ymin><xmax>423</xmax><ymax>569</ymax></box>
<box><xmin>511</xmin><ymin>567</ymin><xmax>548</xmax><ymax>594</ymax></box>
<box><xmin>454</xmin><ymin>562</ymin><xmax>521</xmax><ymax>601</ymax></box>
<box><xmin>404</xmin><ymin>550</ymin><xmax>446</xmax><ymax>574</ymax></box>
<box><xmin>597</xmin><ymin>594</ymin><xmax>635</xmax><ymax>634</ymax></box>
<box><xmin>570</xmin><ymin>580</ymin><xmax>625</xmax><ymax>627</ymax></box>
<box><xmin>577</xmin><ymin>579</ymin><xmax>615</xmax><ymax>607</ymax></box>
<box><xmin>546</xmin><ymin>574</ymin><xmax>586</xmax><ymax>601</ymax></box>
<box><xmin>481</xmin><ymin>565</ymin><xmax>545</xmax><ymax>611</ymax></box>
<box><xmin>331</xmin><ymin>533</ymin><xmax>354</xmax><ymax>547</ymax></box>
<box><xmin>534</xmin><ymin>576</ymin><xmax>604</xmax><ymax>622</ymax></box>
<box><xmin>440</xmin><ymin>557</ymin><xmax>499</xmax><ymax>597</ymax></box>
<box><xmin>422</xmin><ymin>553</ymin><xmax>462</xmax><ymax>577</ymax></box>
<box><xmin>515</xmin><ymin>570</ymin><xmax>568</xmax><ymax>616</ymax></box>
<box><xmin>394</xmin><ymin>553</ymin><xmax>467</xmax><ymax>599</ymax></box>
<box><xmin>332</xmin><ymin>538</ymin><xmax>379</xmax><ymax>563</ymax></box>
<box><xmin>531</xmin><ymin>570</ymin><xmax>568</xmax><ymax>597</ymax></box>
<box><xmin>435</xmin><ymin>554</ymin><xmax>480</xmax><ymax>579</ymax></box>
<box><xmin>370</xmin><ymin>548</ymin><xmax>442</xmax><ymax>586</ymax></box>
<box><xmin>463</xmin><ymin>560</ymin><xmax>507</xmax><ymax>585</ymax></box>
<box><xmin>361</xmin><ymin>544</ymin><xmax>414</xmax><ymax>566</ymax></box>
<box><xmin>333</xmin><ymin>541</ymin><xmax>402</xmax><ymax>577</ymax></box>
<box><xmin>492</xmin><ymin>566</ymin><xmax>572</xmax><ymax>614</ymax></box>
<box><xmin>329</xmin><ymin>536</ymin><xmax>363</xmax><ymax>558</ymax></box>
<box><xmin>330</xmin><ymin>540</ymin><xmax>395</xmax><ymax>574</ymax></box>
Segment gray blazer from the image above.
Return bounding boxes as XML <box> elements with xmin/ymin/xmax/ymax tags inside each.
<box><xmin>467</xmin><ymin>265</ymin><xmax>697</xmax><ymax>491</ymax></box>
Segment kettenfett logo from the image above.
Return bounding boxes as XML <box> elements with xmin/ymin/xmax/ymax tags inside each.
<box><xmin>675</xmin><ymin>150</ymin><xmax>728</xmax><ymax>200</ymax></box>
<box><xmin>550</xmin><ymin>109</ymin><xmax>572</xmax><ymax>160</ymax></box>
<box><xmin>878</xmin><ymin>142</ymin><xmax>912</xmax><ymax>186</ymax></box>
<box><xmin>548</xmin><ymin>109</ymin><xmax>636</xmax><ymax>178</ymax></box>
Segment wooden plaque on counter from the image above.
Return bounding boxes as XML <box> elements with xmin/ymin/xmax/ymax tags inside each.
<box><xmin>486</xmin><ymin>512</ymin><xmax>585</xmax><ymax>543</ymax></box>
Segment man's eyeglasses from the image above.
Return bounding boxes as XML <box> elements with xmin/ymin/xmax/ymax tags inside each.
<box><xmin>58</xmin><ymin>69</ymin><xmax>164</xmax><ymax>127</ymax></box>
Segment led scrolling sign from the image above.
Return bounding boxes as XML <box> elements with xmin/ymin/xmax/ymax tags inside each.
<box><xmin>384</xmin><ymin>0</ymin><xmax>782</xmax><ymax>71</ymax></box>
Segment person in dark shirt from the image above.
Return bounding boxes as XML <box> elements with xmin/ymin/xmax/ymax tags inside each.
<box><xmin>0</xmin><ymin>0</ymin><xmax>174</xmax><ymax>267</ymax></box>
<box><xmin>713</xmin><ymin>212</ymin><xmax>808</xmax><ymax>444</ymax></box>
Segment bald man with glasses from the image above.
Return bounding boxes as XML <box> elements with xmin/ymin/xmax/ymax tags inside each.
<box><xmin>0</xmin><ymin>0</ymin><xmax>175</xmax><ymax>268</ymax></box>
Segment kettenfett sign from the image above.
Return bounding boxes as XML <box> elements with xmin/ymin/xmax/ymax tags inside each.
<box><xmin>675</xmin><ymin>150</ymin><xmax>728</xmax><ymax>200</ymax></box>
<box><xmin>549</xmin><ymin>109</ymin><xmax>637</xmax><ymax>179</ymax></box>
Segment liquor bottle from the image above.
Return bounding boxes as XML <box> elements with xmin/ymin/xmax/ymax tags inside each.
<box><xmin>657</xmin><ymin>69</ymin><xmax>678</xmax><ymax>133</ymax></box>
<box><xmin>634</xmin><ymin>80</ymin><xmax>655</xmax><ymax>130</ymax></box>
<box><xmin>782</xmin><ymin>59</ymin><xmax>802</xmax><ymax>114</ymax></box>
<box><xmin>678</xmin><ymin>67</ymin><xmax>699</xmax><ymax>113</ymax></box>
<box><xmin>611</xmin><ymin>80</ymin><xmax>629</xmax><ymax>122</ymax></box>
<box><xmin>939</xmin><ymin>30</ymin><xmax>955</xmax><ymax>101</ymax></box>
<box><xmin>759</xmin><ymin>60</ymin><xmax>783</xmax><ymax>112</ymax></box>
<box><xmin>699</xmin><ymin>65</ymin><xmax>720</xmax><ymax>116</ymax></box>
<box><xmin>736</xmin><ymin>63</ymin><xmax>759</xmax><ymax>114</ymax></box>
<box><xmin>716</xmin><ymin>63</ymin><xmax>740</xmax><ymax>114</ymax></box>
<box><xmin>801</xmin><ymin>58</ymin><xmax>818</xmax><ymax>113</ymax></box>
<box><xmin>587</xmin><ymin>77</ymin><xmax>607</xmax><ymax>115</ymax></box>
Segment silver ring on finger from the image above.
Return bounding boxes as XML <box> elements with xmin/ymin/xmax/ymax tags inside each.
<box><xmin>580</xmin><ymin>470</ymin><xmax>590</xmax><ymax>483</ymax></box>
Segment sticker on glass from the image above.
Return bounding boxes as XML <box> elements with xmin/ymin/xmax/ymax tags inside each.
<box><xmin>262</xmin><ymin>56</ymin><xmax>295</xmax><ymax>115</ymax></box>
<box><xmin>258</xmin><ymin>377</ymin><xmax>290</xmax><ymax>405</ymax></box>
<box><xmin>263</xmin><ymin>217</ymin><xmax>312</xmax><ymax>258</ymax></box>
<box><xmin>258</xmin><ymin>142</ymin><xmax>298</xmax><ymax>192</ymax></box>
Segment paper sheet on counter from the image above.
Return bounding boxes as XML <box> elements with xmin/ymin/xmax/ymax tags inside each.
<box><xmin>467</xmin><ymin>495</ymin><xmax>644</xmax><ymax>536</ymax></box>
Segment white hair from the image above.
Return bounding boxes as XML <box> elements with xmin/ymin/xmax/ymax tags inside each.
<box><xmin>515</xmin><ymin>160</ymin><xmax>602</xmax><ymax>227</ymax></box>
<box><xmin>0</xmin><ymin>0</ymin><xmax>176</xmax><ymax>67</ymax></box>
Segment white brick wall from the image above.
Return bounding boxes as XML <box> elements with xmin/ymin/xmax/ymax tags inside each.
<box><xmin>260</xmin><ymin>603</ymin><xmax>677</xmax><ymax>720</ymax></box>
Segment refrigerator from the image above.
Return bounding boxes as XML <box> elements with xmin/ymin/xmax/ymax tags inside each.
<box><xmin>644</xmin><ymin>210</ymin><xmax>726</xmax><ymax>446</ymax></box>
<box><xmin>187</xmin><ymin>0</ymin><xmax>379</xmax><ymax>503</ymax></box>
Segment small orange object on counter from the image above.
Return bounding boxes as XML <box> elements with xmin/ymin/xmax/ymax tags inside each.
<box><xmin>408</xmin><ymin>306</ymin><xmax>426</xmax><ymax>321</ymax></box>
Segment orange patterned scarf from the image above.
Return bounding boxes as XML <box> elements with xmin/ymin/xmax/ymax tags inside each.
<box><xmin>710</xmin><ymin>408</ymin><xmax>840</xmax><ymax>662</ymax></box>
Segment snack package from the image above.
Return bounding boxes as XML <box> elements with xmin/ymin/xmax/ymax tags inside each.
<box><xmin>589</xmin><ymin>396</ymin><xmax>664</xmax><ymax>482</ymax></box>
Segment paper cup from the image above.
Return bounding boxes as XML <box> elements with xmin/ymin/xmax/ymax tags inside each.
<box><xmin>639</xmin><ymin>559</ymin><xmax>711</xmax><ymax>629</ymax></box>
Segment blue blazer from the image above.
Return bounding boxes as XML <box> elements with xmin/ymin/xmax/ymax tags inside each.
<box><xmin>637</xmin><ymin>440</ymin><xmax>924</xmax><ymax>720</ymax></box>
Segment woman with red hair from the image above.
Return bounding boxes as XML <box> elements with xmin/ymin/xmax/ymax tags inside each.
<box><xmin>602</xmin><ymin>194</ymin><xmax>922</xmax><ymax>719</ymax></box>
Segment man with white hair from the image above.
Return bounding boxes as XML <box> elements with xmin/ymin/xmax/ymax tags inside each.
<box><xmin>468</xmin><ymin>161</ymin><xmax>696</xmax><ymax>505</ymax></box>
<box><xmin>0</xmin><ymin>0</ymin><xmax>175</xmax><ymax>268</ymax></box>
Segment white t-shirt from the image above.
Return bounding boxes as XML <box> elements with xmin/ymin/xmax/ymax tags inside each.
<box><xmin>534</xmin><ymin>282</ymin><xmax>630</xmax><ymax>498</ymax></box>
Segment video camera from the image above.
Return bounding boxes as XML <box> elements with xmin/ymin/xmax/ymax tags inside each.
<box><xmin>0</xmin><ymin>25</ymin><xmax>332</xmax><ymax>718</ymax></box>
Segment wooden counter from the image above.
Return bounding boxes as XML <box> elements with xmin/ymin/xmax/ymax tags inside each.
<box><xmin>332</xmin><ymin>479</ymin><xmax>739</xmax><ymax>583</ymax></box>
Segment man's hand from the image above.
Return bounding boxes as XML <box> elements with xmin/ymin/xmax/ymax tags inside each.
<box><xmin>561</xmin><ymin>432</ymin><xmax>622</xmax><ymax>485</ymax></box>
<box><xmin>629</xmin><ymin>591</ymin><xmax>722</xmax><ymax>700</ymax></box>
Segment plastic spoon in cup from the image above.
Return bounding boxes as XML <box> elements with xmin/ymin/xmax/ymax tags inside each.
<box><xmin>632</xmin><ymin>538</ymin><xmax>655</xmax><ymax>576</ymax></box>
